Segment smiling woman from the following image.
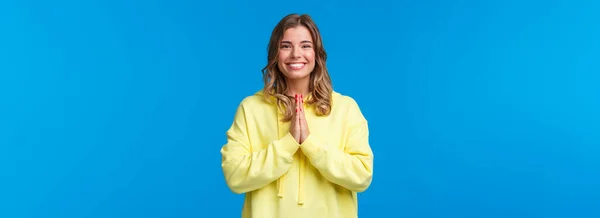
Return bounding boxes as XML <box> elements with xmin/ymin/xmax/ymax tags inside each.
<box><xmin>220</xmin><ymin>14</ymin><xmax>374</xmax><ymax>218</ymax></box>
<box><xmin>277</xmin><ymin>27</ymin><xmax>315</xmax><ymax>80</ymax></box>
<box><xmin>262</xmin><ymin>13</ymin><xmax>332</xmax><ymax>123</ymax></box>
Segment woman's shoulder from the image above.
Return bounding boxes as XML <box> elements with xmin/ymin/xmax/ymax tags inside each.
<box><xmin>235</xmin><ymin>89</ymin><xmax>273</xmax><ymax>108</ymax></box>
<box><xmin>331</xmin><ymin>90</ymin><xmax>367</xmax><ymax>123</ymax></box>
<box><xmin>332</xmin><ymin>90</ymin><xmax>360</xmax><ymax>108</ymax></box>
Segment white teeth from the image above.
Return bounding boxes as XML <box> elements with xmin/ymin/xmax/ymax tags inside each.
<box><xmin>289</xmin><ymin>63</ymin><xmax>305</xmax><ymax>69</ymax></box>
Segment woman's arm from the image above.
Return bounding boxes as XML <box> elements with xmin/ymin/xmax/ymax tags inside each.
<box><xmin>300</xmin><ymin>98</ymin><xmax>374</xmax><ymax>192</ymax></box>
<box><xmin>221</xmin><ymin>102</ymin><xmax>300</xmax><ymax>194</ymax></box>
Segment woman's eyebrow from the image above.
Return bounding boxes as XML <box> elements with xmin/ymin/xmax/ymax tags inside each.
<box><xmin>280</xmin><ymin>40</ymin><xmax>313</xmax><ymax>44</ymax></box>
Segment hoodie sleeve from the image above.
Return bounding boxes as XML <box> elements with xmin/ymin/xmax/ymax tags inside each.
<box><xmin>221</xmin><ymin>101</ymin><xmax>301</xmax><ymax>194</ymax></box>
<box><xmin>300</xmin><ymin>97</ymin><xmax>374</xmax><ymax>192</ymax></box>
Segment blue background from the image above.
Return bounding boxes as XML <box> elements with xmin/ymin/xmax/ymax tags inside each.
<box><xmin>2</xmin><ymin>0</ymin><xmax>599</xmax><ymax>217</ymax></box>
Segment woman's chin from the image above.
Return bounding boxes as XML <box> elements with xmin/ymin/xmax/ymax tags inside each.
<box><xmin>284</xmin><ymin>71</ymin><xmax>310</xmax><ymax>80</ymax></box>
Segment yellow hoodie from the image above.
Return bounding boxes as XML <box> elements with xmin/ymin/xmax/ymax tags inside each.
<box><xmin>220</xmin><ymin>90</ymin><xmax>374</xmax><ymax>218</ymax></box>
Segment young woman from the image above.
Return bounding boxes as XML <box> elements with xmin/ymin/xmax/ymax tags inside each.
<box><xmin>220</xmin><ymin>13</ymin><xmax>374</xmax><ymax>218</ymax></box>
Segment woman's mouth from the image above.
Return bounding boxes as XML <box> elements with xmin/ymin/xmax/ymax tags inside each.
<box><xmin>287</xmin><ymin>63</ymin><xmax>306</xmax><ymax>70</ymax></box>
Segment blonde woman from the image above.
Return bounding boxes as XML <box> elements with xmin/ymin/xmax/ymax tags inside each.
<box><xmin>221</xmin><ymin>13</ymin><xmax>374</xmax><ymax>218</ymax></box>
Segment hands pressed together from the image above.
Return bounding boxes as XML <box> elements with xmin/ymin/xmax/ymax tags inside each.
<box><xmin>290</xmin><ymin>94</ymin><xmax>310</xmax><ymax>144</ymax></box>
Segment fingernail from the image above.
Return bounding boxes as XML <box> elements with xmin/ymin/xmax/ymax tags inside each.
<box><xmin>296</xmin><ymin>108</ymin><xmax>298</xmax><ymax>112</ymax></box>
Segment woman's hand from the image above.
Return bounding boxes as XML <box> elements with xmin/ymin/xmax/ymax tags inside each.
<box><xmin>290</xmin><ymin>94</ymin><xmax>310</xmax><ymax>144</ymax></box>
<box><xmin>290</xmin><ymin>94</ymin><xmax>302</xmax><ymax>143</ymax></box>
<box><xmin>298</xmin><ymin>94</ymin><xmax>310</xmax><ymax>143</ymax></box>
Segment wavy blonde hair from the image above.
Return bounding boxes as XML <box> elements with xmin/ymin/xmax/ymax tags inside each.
<box><xmin>261</xmin><ymin>14</ymin><xmax>332</xmax><ymax>122</ymax></box>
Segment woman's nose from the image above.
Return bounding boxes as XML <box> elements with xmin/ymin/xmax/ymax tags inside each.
<box><xmin>291</xmin><ymin>48</ymin><xmax>302</xmax><ymax>58</ymax></box>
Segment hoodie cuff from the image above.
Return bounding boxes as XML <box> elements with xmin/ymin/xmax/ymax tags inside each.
<box><xmin>278</xmin><ymin>132</ymin><xmax>302</xmax><ymax>157</ymax></box>
<box><xmin>300</xmin><ymin>133</ymin><xmax>326</xmax><ymax>162</ymax></box>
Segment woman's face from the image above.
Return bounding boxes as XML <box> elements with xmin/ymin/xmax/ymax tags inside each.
<box><xmin>277</xmin><ymin>26</ymin><xmax>315</xmax><ymax>81</ymax></box>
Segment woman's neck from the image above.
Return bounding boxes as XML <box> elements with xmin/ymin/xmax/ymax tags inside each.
<box><xmin>285</xmin><ymin>78</ymin><xmax>310</xmax><ymax>97</ymax></box>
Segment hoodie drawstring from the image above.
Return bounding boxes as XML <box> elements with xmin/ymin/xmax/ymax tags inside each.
<box><xmin>276</xmin><ymin>107</ymin><xmax>285</xmax><ymax>198</ymax></box>
<box><xmin>275</xmin><ymin>95</ymin><xmax>305</xmax><ymax>205</ymax></box>
<box><xmin>297</xmin><ymin>95</ymin><xmax>309</xmax><ymax>205</ymax></box>
<box><xmin>298</xmin><ymin>154</ymin><xmax>305</xmax><ymax>205</ymax></box>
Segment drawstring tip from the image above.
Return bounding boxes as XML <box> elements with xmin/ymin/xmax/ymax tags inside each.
<box><xmin>277</xmin><ymin>176</ymin><xmax>285</xmax><ymax>198</ymax></box>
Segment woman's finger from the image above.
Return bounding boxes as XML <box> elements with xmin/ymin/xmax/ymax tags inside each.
<box><xmin>295</xmin><ymin>94</ymin><xmax>300</xmax><ymax>113</ymax></box>
<box><xmin>300</xmin><ymin>94</ymin><xmax>304</xmax><ymax>111</ymax></box>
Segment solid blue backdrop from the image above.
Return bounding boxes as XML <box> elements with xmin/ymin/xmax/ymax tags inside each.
<box><xmin>1</xmin><ymin>0</ymin><xmax>599</xmax><ymax>217</ymax></box>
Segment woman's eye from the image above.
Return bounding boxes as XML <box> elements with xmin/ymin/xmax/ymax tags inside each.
<box><xmin>280</xmin><ymin>45</ymin><xmax>290</xmax><ymax>49</ymax></box>
<box><xmin>302</xmin><ymin>45</ymin><xmax>312</xmax><ymax>48</ymax></box>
